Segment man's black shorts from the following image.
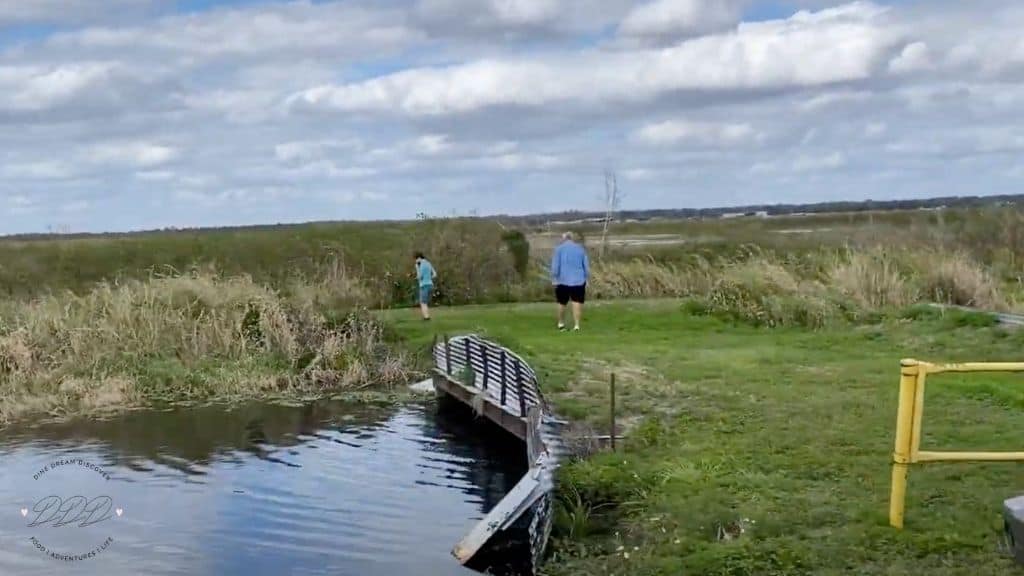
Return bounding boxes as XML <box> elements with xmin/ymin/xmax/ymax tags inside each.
<box><xmin>555</xmin><ymin>284</ymin><xmax>586</xmax><ymax>305</ymax></box>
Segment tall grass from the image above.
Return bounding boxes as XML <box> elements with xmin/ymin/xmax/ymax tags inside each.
<box><xmin>917</xmin><ymin>250</ymin><xmax>1007</xmax><ymax>310</ymax></box>
<box><xmin>828</xmin><ymin>248</ymin><xmax>916</xmax><ymax>310</ymax></box>
<box><xmin>0</xmin><ymin>271</ymin><xmax>411</xmax><ymax>425</ymax></box>
<box><xmin>5</xmin><ymin>207</ymin><xmax>1024</xmax><ymax>313</ymax></box>
<box><xmin>590</xmin><ymin>247</ymin><xmax>1015</xmax><ymax>327</ymax></box>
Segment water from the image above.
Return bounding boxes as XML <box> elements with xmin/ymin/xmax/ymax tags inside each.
<box><xmin>0</xmin><ymin>399</ymin><xmax>528</xmax><ymax>575</ymax></box>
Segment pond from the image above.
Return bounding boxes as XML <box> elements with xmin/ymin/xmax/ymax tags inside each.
<box><xmin>0</xmin><ymin>398</ymin><xmax>528</xmax><ymax>575</ymax></box>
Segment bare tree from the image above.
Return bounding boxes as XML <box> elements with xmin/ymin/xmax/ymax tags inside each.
<box><xmin>599</xmin><ymin>168</ymin><xmax>623</xmax><ymax>258</ymax></box>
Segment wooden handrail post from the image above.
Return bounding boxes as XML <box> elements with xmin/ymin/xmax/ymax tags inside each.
<box><xmin>481</xmin><ymin>342</ymin><xmax>490</xmax><ymax>392</ymax></box>
<box><xmin>500</xmin><ymin>350</ymin><xmax>508</xmax><ymax>408</ymax></box>
<box><xmin>515</xmin><ymin>361</ymin><xmax>526</xmax><ymax>417</ymax></box>
<box><xmin>464</xmin><ymin>338</ymin><xmax>472</xmax><ymax>385</ymax></box>
<box><xmin>444</xmin><ymin>335</ymin><xmax>452</xmax><ymax>375</ymax></box>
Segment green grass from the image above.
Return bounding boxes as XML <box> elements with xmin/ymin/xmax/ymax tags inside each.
<box><xmin>386</xmin><ymin>300</ymin><xmax>1024</xmax><ymax>575</ymax></box>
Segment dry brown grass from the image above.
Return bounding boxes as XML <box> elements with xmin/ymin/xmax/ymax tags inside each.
<box><xmin>0</xmin><ymin>270</ymin><xmax>412</xmax><ymax>426</ymax></box>
<box><xmin>588</xmin><ymin>247</ymin><xmax>1016</xmax><ymax>326</ymax></box>
<box><xmin>828</xmin><ymin>248</ymin><xmax>916</xmax><ymax>310</ymax></box>
<box><xmin>917</xmin><ymin>250</ymin><xmax>1009</xmax><ymax>310</ymax></box>
<box><xmin>589</xmin><ymin>258</ymin><xmax>712</xmax><ymax>299</ymax></box>
<box><xmin>287</xmin><ymin>257</ymin><xmax>375</xmax><ymax>311</ymax></box>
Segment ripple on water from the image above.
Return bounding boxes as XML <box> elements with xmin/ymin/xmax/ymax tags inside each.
<box><xmin>0</xmin><ymin>400</ymin><xmax>527</xmax><ymax>576</ymax></box>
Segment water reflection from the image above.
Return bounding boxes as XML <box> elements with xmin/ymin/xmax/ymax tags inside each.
<box><xmin>0</xmin><ymin>398</ymin><xmax>528</xmax><ymax>576</ymax></box>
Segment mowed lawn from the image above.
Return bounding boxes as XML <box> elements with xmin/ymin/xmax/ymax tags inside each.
<box><xmin>386</xmin><ymin>300</ymin><xmax>1024</xmax><ymax>575</ymax></box>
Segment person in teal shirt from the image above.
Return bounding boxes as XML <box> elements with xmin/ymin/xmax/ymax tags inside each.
<box><xmin>414</xmin><ymin>252</ymin><xmax>437</xmax><ymax>321</ymax></box>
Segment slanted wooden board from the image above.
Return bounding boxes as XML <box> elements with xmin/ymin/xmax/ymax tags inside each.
<box><xmin>452</xmin><ymin>468</ymin><xmax>545</xmax><ymax>563</ymax></box>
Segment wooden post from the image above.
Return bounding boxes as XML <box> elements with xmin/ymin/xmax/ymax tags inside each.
<box><xmin>500</xmin><ymin>350</ymin><xmax>508</xmax><ymax>408</ymax></box>
<box><xmin>515</xmin><ymin>361</ymin><xmax>526</xmax><ymax>417</ymax></box>
<box><xmin>610</xmin><ymin>373</ymin><xmax>617</xmax><ymax>452</ymax></box>
<box><xmin>481</xmin><ymin>343</ymin><xmax>490</xmax><ymax>393</ymax></box>
<box><xmin>444</xmin><ymin>335</ymin><xmax>452</xmax><ymax>375</ymax></box>
<box><xmin>464</xmin><ymin>338</ymin><xmax>472</xmax><ymax>385</ymax></box>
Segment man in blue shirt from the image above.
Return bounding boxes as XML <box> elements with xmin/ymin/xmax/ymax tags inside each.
<box><xmin>414</xmin><ymin>252</ymin><xmax>437</xmax><ymax>321</ymax></box>
<box><xmin>550</xmin><ymin>232</ymin><xmax>590</xmax><ymax>331</ymax></box>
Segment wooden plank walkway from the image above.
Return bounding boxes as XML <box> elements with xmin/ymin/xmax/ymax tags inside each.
<box><xmin>431</xmin><ymin>334</ymin><xmax>564</xmax><ymax>574</ymax></box>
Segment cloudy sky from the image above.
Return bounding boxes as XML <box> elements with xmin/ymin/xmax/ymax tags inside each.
<box><xmin>0</xmin><ymin>0</ymin><xmax>1021</xmax><ymax>234</ymax></box>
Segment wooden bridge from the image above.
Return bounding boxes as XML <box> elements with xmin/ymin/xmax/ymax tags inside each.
<box><xmin>431</xmin><ymin>334</ymin><xmax>566</xmax><ymax>574</ymax></box>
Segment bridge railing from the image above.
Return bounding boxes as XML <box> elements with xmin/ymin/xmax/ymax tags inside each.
<box><xmin>890</xmin><ymin>359</ymin><xmax>1024</xmax><ymax>528</ymax></box>
<box><xmin>432</xmin><ymin>334</ymin><xmax>557</xmax><ymax>574</ymax></box>
<box><xmin>433</xmin><ymin>334</ymin><xmax>545</xmax><ymax>418</ymax></box>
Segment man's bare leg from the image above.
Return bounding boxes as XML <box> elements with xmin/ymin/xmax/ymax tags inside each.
<box><xmin>557</xmin><ymin>303</ymin><xmax>567</xmax><ymax>329</ymax></box>
<box><xmin>572</xmin><ymin>301</ymin><xmax>583</xmax><ymax>330</ymax></box>
<box><xmin>420</xmin><ymin>302</ymin><xmax>431</xmax><ymax>320</ymax></box>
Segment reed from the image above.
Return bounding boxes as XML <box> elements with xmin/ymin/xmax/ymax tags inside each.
<box><xmin>0</xmin><ymin>270</ymin><xmax>412</xmax><ymax>425</ymax></box>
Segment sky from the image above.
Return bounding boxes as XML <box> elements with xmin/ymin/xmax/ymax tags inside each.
<box><xmin>0</xmin><ymin>0</ymin><xmax>1022</xmax><ymax>234</ymax></box>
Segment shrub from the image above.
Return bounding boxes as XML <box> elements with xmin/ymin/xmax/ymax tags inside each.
<box><xmin>501</xmin><ymin>229</ymin><xmax>531</xmax><ymax>279</ymax></box>
<box><xmin>405</xmin><ymin>216</ymin><xmax>519</xmax><ymax>305</ymax></box>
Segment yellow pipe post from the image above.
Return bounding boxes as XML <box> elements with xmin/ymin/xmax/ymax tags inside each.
<box><xmin>890</xmin><ymin>359</ymin><xmax>919</xmax><ymax>529</ymax></box>
<box><xmin>909</xmin><ymin>368</ymin><xmax>927</xmax><ymax>461</ymax></box>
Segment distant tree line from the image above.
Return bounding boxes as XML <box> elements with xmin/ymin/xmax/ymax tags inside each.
<box><xmin>5</xmin><ymin>193</ymin><xmax>1024</xmax><ymax>242</ymax></box>
<box><xmin>499</xmin><ymin>194</ymin><xmax>1024</xmax><ymax>227</ymax></box>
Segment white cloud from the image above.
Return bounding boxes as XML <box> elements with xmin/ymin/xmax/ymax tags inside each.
<box><xmin>1</xmin><ymin>160</ymin><xmax>75</xmax><ymax>180</ymax></box>
<box><xmin>619</xmin><ymin>0</ymin><xmax>742</xmax><ymax>43</ymax></box>
<box><xmin>634</xmin><ymin>120</ymin><xmax>761</xmax><ymax>146</ymax></box>
<box><xmin>469</xmin><ymin>0</ymin><xmax>561</xmax><ymax>25</ymax></box>
<box><xmin>410</xmin><ymin>134</ymin><xmax>451</xmax><ymax>156</ymax></box>
<box><xmin>885</xmin><ymin>139</ymin><xmax>945</xmax><ymax>155</ymax></box>
<box><xmin>475</xmin><ymin>152</ymin><xmax>564</xmax><ymax>171</ymax></box>
<box><xmin>888</xmin><ymin>41</ymin><xmax>933</xmax><ymax>74</ymax></box>
<box><xmin>289</xmin><ymin>3</ymin><xmax>899</xmax><ymax>117</ymax></box>
<box><xmin>135</xmin><ymin>170</ymin><xmax>176</xmax><ymax>182</ymax></box>
<box><xmin>864</xmin><ymin>122</ymin><xmax>887</xmax><ymax>138</ymax></box>
<box><xmin>792</xmin><ymin>151</ymin><xmax>847</xmax><ymax>172</ymax></box>
<box><xmin>0</xmin><ymin>0</ymin><xmax>156</xmax><ymax>26</ymax></box>
<box><xmin>274</xmin><ymin>139</ymin><xmax>364</xmax><ymax>164</ymax></box>
<box><xmin>61</xmin><ymin>200</ymin><xmax>90</xmax><ymax>213</ymax></box>
<box><xmin>413</xmin><ymin>0</ymin><xmax>633</xmax><ymax>36</ymax></box>
<box><xmin>0</xmin><ymin>0</ymin><xmax>1022</xmax><ymax>234</ymax></box>
<box><xmin>485</xmin><ymin>141</ymin><xmax>519</xmax><ymax>155</ymax></box>
<box><xmin>799</xmin><ymin>90</ymin><xmax>873</xmax><ymax>111</ymax></box>
<box><xmin>87</xmin><ymin>142</ymin><xmax>179</xmax><ymax>168</ymax></box>
<box><xmin>7</xmin><ymin>194</ymin><xmax>34</xmax><ymax>206</ymax></box>
<box><xmin>623</xmin><ymin>168</ymin><xmax>655</xmax><ymax>181</ymax></box>
<box><xmin>0</xmin><ymin>62</ymin><xmax>118</xmax><ymax>112</ymax></box>
<box><xmin>50</xmin><ymin>3</ymin><xmax>421</xmax><ymax>62</ymax></box>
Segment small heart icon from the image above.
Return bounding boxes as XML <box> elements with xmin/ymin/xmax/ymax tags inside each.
<box><xmin>20</xmin><ymin>508</ymin><xmax>27</xmax><ymax>518</ymax></box>
<box><xmin>115</xmin><ymin>509</ymin><xmax>123</xmax><ymax>517</ymax></box>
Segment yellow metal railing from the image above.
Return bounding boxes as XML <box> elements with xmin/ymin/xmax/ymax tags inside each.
<box><xmin>889</xmin><ymin>359</ymin><xmax>1024</xmax><ymax>528</ymax></box>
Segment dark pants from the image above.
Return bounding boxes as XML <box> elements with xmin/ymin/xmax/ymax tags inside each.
<box><xmin>555</xmin><ymin>284</ymin><xmax>586</xmax><ymax>305</ymax></box>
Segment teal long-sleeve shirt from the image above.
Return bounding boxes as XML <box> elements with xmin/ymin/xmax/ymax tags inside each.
<box><xmin>416</xmin><ymin>259</ymin><xmax>436</xmax><ymax>286</ymax></box>
<box><xmin>550</xmin><ymin>241</ymin><xmax>589</xmax><ymax>286</ymax></box>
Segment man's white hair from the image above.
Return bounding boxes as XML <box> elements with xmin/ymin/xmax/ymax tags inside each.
<box><xmin>562</xmin><ymin>231</ymin><xmax>573</xmax><ymax>240</ymax></box>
